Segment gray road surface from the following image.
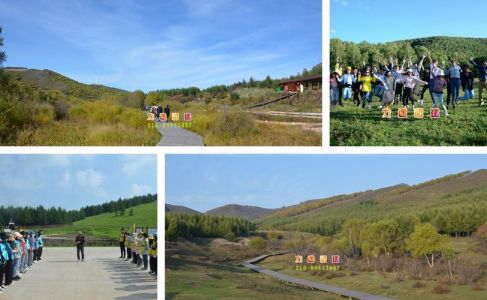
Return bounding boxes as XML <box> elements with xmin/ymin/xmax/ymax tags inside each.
<box><xmin>156</xmin><ymin>123</ymin><xmax>204</xmax><ymax>146</ymax></box>
<box><xmin>0</xmin><ymin>247</ymin><xmax>157</xmax><ymax>300</ymax></box>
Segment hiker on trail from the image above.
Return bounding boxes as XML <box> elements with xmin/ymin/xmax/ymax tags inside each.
<box><xmin>395</xmin><ymin>69</ymin><xmax>428</xmax><ymax>108</ymax></box>
<box><xmin>75</xmin><ymin>232</ymin><xmax>85</xmax><ymax>262</ymax></box>
<box><xmin>469</xmin><ymin>57</ymin><xmax>487</xmax><ymax>106</ymax></box>
<box><xmin>446</xmin><ymin>60</ymin><xmax>462</xmax><ymax>108</ymax></box>
<box><xmin>149</xmin><ymin>233</ymin><xmax>157</xmax><ymax>277</ymax></box>
<box><xmin>164</xmin><ymin>105</ymin><xmax>171</xmax><ymax>122</ymax></box>
<box><xmin>341</xmin><ymin>67</ymin><xmax>355</xmax><ymax>102</ymax></box>
<box><xmin>461</xmin><ymin>65</ymin><xmax>475</xmax><ymax>100</ymax></box>
<box><xmin>36</xmin><ymin>230</ymin><xmax>44</xmax><ymax>261</ymax></box>
<box><xmin>432</xmin><ymin>70</ymin><xmax>449</xmax><ymax>116</ymax></box>
<box><xmin>119</xmin><ymin>228</ymin><xmax>126</xmax><ymax>259</ymax></box>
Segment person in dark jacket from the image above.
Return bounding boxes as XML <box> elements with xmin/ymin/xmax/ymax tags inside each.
<box><xmin>461</xmin><ymin>65</ymin><xmax>475</xmax><ymax>100</ymax></box>
<box><xmin>470</xmin><ymin>57</ymin><xmax>487</xmax><ymax>106</ymax></box>
<box><xmin>156</xmin><ymin>106</ymin><xmax>163</xmax><ymax>121</ymax></box>
<box><xmin>163</xmin><ymin>105</ymin><xmax>171</xmax><ymax>122</ymax></box>
<box><xmin>75</xmin><ymin>232</ymin><xmax>85</xmax><ymax>262</ymax></box>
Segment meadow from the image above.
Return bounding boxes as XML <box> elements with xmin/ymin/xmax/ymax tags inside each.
<box><xmin>43</xmin><ymin>201</ymin><xmax>157</xmax><ymax>240</ymax></box>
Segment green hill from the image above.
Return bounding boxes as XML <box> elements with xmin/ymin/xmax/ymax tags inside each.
<box><xmin>3</xmin><ymin>67</ymin><xmax>127</xmax><ymax>99</ymax></box>
<box><xmin>258</xmin><ymin>170</ymin><xmax>487</xmax><ymax>236</ymax></box>
<box><xmin>43</xmin><ymin>201</ymin><xmax>157</xmax><ymax>239</ymax></box>
<box><xmin>206</xmin><ymin>204</ymin><xmax>277</xmax><ymax>221</ymax></box>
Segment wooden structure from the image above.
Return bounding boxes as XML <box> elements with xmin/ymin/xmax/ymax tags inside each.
<box><xmin>278</xmin><ymin>75</ymin><xmax>322</xmax><ymax>93</ymax></box>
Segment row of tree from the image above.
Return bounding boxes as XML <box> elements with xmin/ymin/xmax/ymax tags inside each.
<box><xmin>165</xmin><ymin>213</ymin><xmax>256</xmax><ymax>242</ymax></box>
<box><xmin>0</xmin><ymin>193</ymin><xmax>156</xmax><ymax>226</ymax></box>
<box><xmin>331</xmin><ymin>37</ymin><xmax>487</xmax><ymax>75</ymax></box>
<box><xmin>145</xmin><ymin>63</ymin><xmax>322</xmax><ymax>104</ymax></box>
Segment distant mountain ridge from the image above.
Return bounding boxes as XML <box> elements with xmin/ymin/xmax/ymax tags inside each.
<box><xmin>205</xmin><ymin>204</ymin><xmax>277</xmax><ymax>220</ymax></box>
<box><xmin>165</xmin><ymin>204</ymin><xmax>200</xmax><ymax>215</ymax></box>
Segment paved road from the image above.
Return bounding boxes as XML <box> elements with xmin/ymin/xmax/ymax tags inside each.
<box><xmin>0</xmin><ymin>247</ymin><xmax>157</xmax><ymax>300</ymax></box>
<box><xmin>243</xmin><ymin>253</ymin><xmax>393</xmax><ymax>300</ymax></box>
<box><xmin>156</xmin><ymin>123</ymin><xmax>204</xmax><ymax>146</ymax></box>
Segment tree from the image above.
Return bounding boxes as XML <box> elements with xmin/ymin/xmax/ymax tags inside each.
<box><xmin>129</xmin><ymin>208</ymin><xmax>134</xmax><ymax>216</ymax></box>
<box><xmin>0</xmin><ymin>26</ymin><xmax>6</xmax><ymax>66</ymax></box>
<box><xmin>249</xmin><ymin>236</ymin><xmax>266</xmax><ymax>250</ymax></box>
<box><xmin>406</xmin><ymin>223</ymin><xmax>452</xmax><ymax>268</ymax></box>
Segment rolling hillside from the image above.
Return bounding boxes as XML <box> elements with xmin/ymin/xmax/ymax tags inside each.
<box><xmin>165</xmin><ymin>203</ymin><xmax>200</xmax><ymax>214</ymax></box>
<box><xmin>259</xmin><ymin>170</ymin><xmax>487</xmax><ymax>235</ymax></box>
<box><xmin>206</xmin><ymin>204</ymin><xmax>277</xmax><ymax>220</ymax></box>
<box><xmin>43</xmin><ymin>201</ymin><xmax>157</xmax><ymax>239</ymax></box>
<box><xmin>3</xmin><ymin>67</ymin><xmax>127</xmax><ymax>99</ymax></box>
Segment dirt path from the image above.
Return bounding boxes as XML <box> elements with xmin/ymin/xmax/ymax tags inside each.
<box><xmin>242</xmin><ymin>253</ymin><xmax>393</xmax><ymax>300</ymax></box>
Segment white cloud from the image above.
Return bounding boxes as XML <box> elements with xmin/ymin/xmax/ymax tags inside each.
<box><xmin>75</xmin><ymin>169</ymin><xmax>104</xmax><ymax>190</ymax></box>
<box><xmin>62</xmin><ymin>171</ymin><xmax>72</xmax><ymax>189</ymax></box>
<box><xmin>121</xmin><ymin>156</ymin><xmax>155</xmax><ymax>177</ymax></box>
<box><xmin>131</xmin><ymin>184</ymin><xmax>152</xmax><ymax>195</ymax></box>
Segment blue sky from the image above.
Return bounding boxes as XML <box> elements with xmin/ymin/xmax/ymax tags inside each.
<box><xmin>0</xmin><ymin>155</ymin><xmax>156</xmax><ymax>210</ymax></box>
<box><xmin>331</xmin><ymin>0</ymin><xmax>487</xmax><ymax>43</ymax></box>
<box><xmin>166</xmin><ymin>154</ymin><xmax>487</xmax><ymax>212</ymax></box>
<box><xmin>0</xmin><ymin>0</ymin><xmax>321</xmax><ymax>92</ymax></box>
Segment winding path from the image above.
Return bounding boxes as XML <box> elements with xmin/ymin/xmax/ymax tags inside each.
<box><xmin>242</xmin><ymin>253</ymin><xmax>393</xmax><ymax>300</ymax></box>
<box><xmin>156</xmin><ymin>123</ymin><xmax>204</xmax><ymax>146</ymax></box>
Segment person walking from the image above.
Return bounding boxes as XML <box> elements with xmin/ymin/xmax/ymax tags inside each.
<box><xmin>75</xmin><ymin>232</ymin><xmax>86</xmax><ymax>262</ymax></box>
<box><xmin>164</xmin><ymin>105</ymin><xmax>171</xmax><ymax>122</ymax></box>
<box><xmin>469</xmin><ymin>57</ymin><xmax>487</xmax><ymax>106</ymax></box>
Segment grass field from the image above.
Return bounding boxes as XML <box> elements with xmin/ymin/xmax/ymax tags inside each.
<box><xmin>258</xmin><ymin>237</ymin><xmax>487</xmax><ymax>300</ymax></box>
<box><xmin>43</xmin><ymin>201</ymin><xmax>157</xmax><ymax>239</ymax></box>
<box><xmin>330</xmin><ymin>85</ymin><xmax>487</xmax><ymax>146</ymax></box>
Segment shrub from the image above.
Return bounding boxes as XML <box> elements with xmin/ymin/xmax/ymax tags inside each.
<box><xmin>454</xmin><ymin>262</ymin><xmax>482</xmax><ymax>285</ymax></box>
<box><xmin>412</xmin><ymin>281</ymin><xmax>425</xmax><ymax>288</ymax></box>
<box><xmin>432</xmin><ymin>283</ymin><xmax>450</xmax><ymax>294</ymax></box>
<box><xmin>53</xmin><ymin>100</ymin><xmax>71</xmax><ymax>120</ymax></box>
<box><xmin>249</xmin><ymin>236</ymin><xmax>266</xmax><ymax>251</ymax></box>
<box><xmin>211</xmin><ymin>111</ymin><xmax>256</xmax><ymax>140</ymax></box>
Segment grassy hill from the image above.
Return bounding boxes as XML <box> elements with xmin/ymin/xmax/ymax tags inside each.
<box><xmin>166</xmin><ymin>203</ymin><xmax>200</xmax><ymax>214</ymax></box>
<box><xmin>206</xmin><ymin>204</ymin><xmax>277</xmax><ymax>221</ymax></box>
<box><xmin>43</xmin><ymin>201</ymin><xmax>157</xmax><ymax>239</ymax></box>
<box><xmin>3</xmin><ymin>67</ymin><xmax>126</xmax><ymax>99</ymax></box>
<box><xmin>258</xmin><ymin>170</ymin><xmax>487</xmax><ymax>235</ymax></box>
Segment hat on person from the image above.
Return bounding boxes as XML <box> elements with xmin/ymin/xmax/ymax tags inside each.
<box><xmin>406</xmin><ymin>69</ymin><xmax>413</xmax><ymax>73</ymax></box>
<box><xmin>438</xmin><ymin>70</ymin><xmax>445</xmax><ymax>76</ymax></box>
<box><xmin>347</xmin><ymin>66</ymin><xmax>352</xmax><ymax>71</ymax></box>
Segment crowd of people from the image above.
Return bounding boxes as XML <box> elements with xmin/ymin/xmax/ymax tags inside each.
<box><xmin>331</xmin><ymin>54</ymin><xmax>487</xmax><ymax>116</ymax></box>
<box><xmin>0</xmin><ymin>230</ymin><xmax>44</xmax><ymax>292</ymax></box>
<box><xmin>146</xmin><ymin>104</ymin><xmax>171</xmax><ymax>122</ymax></box>
<box><xmin>119</xmin><ymin>228</ymin><xmax>157</xmax><ymax>278</ymax></box>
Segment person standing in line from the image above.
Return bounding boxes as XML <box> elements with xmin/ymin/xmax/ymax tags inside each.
<box><xmin>0</xmin><ymin>233</ymin><xmax>10</xmax><ymax>291</ymax></box>
<box><xmin>470</xmin><ymin>57</ymin><xmax>487</xmax><ymax>106</ymax></box>
<box><xmin>136</xmin><ymin>233</ymin><xmax>144</xmax><ymax>267</ymax></box>
<box><xmin>4</xmin><ymin>234</ymin><xmax>14</xmax><ymax>287</ymax></box>
<box><xmin>119</xmin><ymin>228</ymin><xmax>126</xmax><ymax>259</ymax></box>
<box><xmin>125</xmin><ymin>232</ymin><xmax>132</xmax><ymax>261</ymax></box>
<box><xmin>149</xmin><ymin>233</ymin><xmax>157</xmax><ymax>277</ymax></box>
<box><xmin>131</xmin><ymin>233</ymin><xmax>137</xmax><ymax>264</ymax></box>
<box><xmin>75</xmin><ymin>232</ymin><xmax>85</xmax><ymax>262</ymax></box>
<box><xmin>142</xmin><ymin>233</ymin><xmax>149</xmax><ymax>270</ymax></box>
<box><xmin>36</xmin><ymin>230</ymin><xmax>44</xmax><ymax>261</ymax></box>
<box><xmin>12</xmin><ymin>233</ymin><xmax>22</xmax><ymax>281</ymax></box>
<box><xmin>28</xmin><ymin>232</ymin><xmax>35</xmax><ymax>268</ymax></box>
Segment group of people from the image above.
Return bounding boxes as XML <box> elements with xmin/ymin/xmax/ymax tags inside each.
<box><xmin>331</xmin><ymin>54</ymin><xmax>487</xmax><ymax>116</ymax></box>
<box><xmin>146</xmin><ymin>104</ymin><xmax>171</xmax><ymax>122</ymax></box>
<box><xmin>119</xmin><ymin>228</ymin><xmax>157</xmax><ymax>277</ymax></box>
<box><xmin>0</xmin><ymin>230</ymin><xmax>44</xmax><ymax>292</ymax></box>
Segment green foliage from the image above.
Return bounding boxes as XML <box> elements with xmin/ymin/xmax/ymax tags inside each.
<box><xmin>406</xmin><ymin>223</ymin><xmax>453</xmax><ymax>267</ymax></box>
<box><xmin>0</xmin><ymin>26</ymin><xmax>5</xmax><ymax>65</ymax></box>
<box><xmin>249</xmin><ymin>236</ymin><xmax>267</xmax><ymax>250</ymax></box>
<box><xmin>165</xmin><ymin>213</ymin><xmax>256</xmax><ymax>241</ymax></box>
<box><xmin>211</xmin><ymin>111</ymin><xmax>256</xmax><ymax>139</ymax></box>
<box><xmin>331</xmin><ymin>37</ymin><xmax>487</xmax><ymax>72</ymax></box>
